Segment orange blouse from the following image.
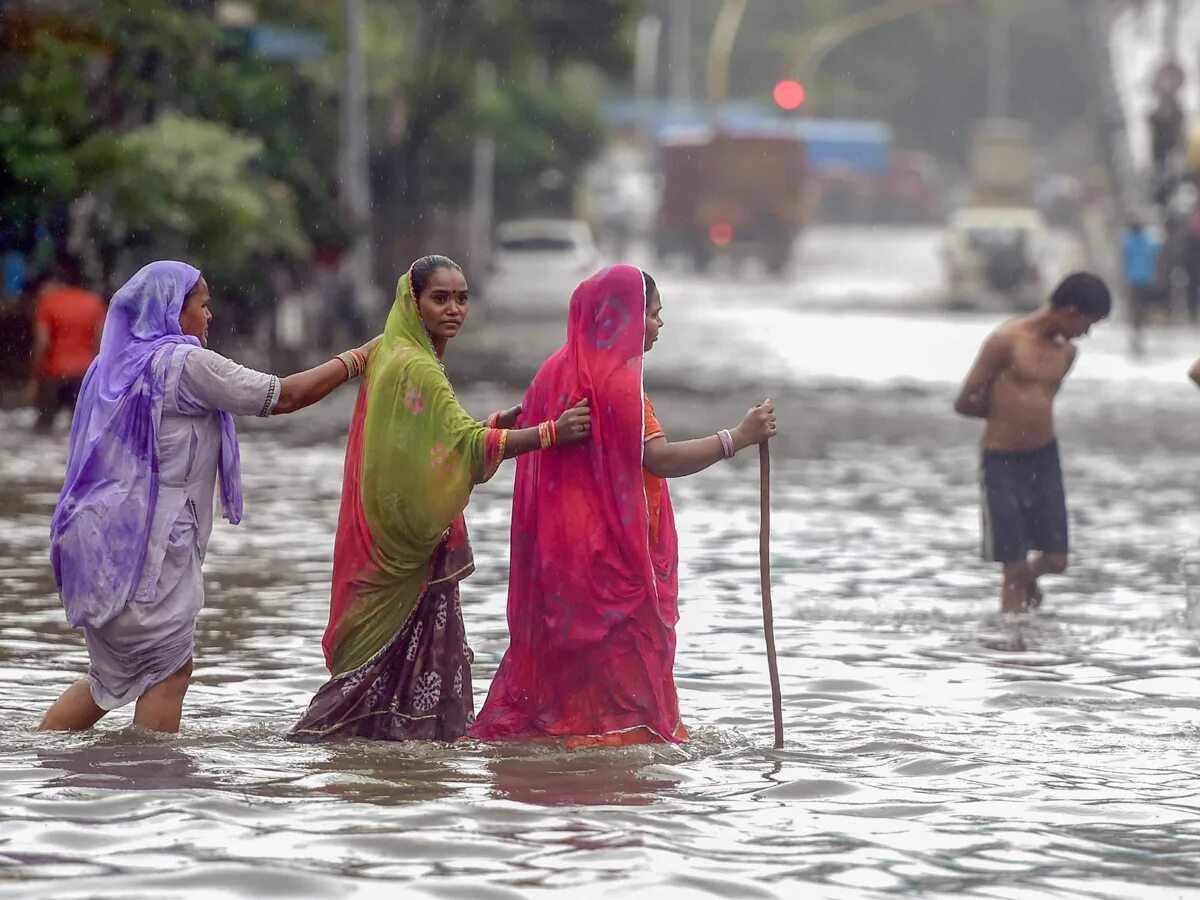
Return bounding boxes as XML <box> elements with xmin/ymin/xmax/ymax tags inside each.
<box><xmin>643</xmin><ymin>395</ymin><xmax>665</xmax><ymax>547</ymax></box>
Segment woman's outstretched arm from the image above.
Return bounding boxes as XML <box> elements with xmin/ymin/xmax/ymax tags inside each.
<box><xmin>643</xmin><ymin>400</ymin><xmax>776</xmax><ymax>478</ymax></box>
<box><xmin>502</xmin><ymin>399</ymin><xmax>591</xmax><ymax>458</ymax></box>
<box><xmin>482</xmin><ymin>404</ymin><xmax>522</xmax><ymax>429</ymax></box>
<box><xmin>273</xmin><ymin>337</ymin><xmax>381</xmax><ymax>415</ymax></box>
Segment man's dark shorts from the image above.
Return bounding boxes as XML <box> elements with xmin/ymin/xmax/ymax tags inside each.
<box><xmin>980</xmin><ymin>440</ymin><xmax>1068</xmax><ymax>564</ymax></box>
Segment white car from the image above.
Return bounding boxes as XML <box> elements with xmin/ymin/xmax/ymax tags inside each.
<box><xmin>942</xmin><ymin>206</ymin><xmax>1049</xmax><ymax>311</ymax></box>
<box><xmin>484</xmin><ymin>219</ymin><xmax>599</xmax><ymax>317</ymax></box>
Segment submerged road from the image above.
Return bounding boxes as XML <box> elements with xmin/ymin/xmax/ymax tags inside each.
<box><xmin>3</xmin><ymin>225</ymin><xmax>1200</xmax><ymax>898</ymax></box>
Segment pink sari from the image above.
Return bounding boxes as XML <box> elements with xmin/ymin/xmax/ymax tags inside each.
<box><xmin>470</xmin><ymin>264</ymin><xmax>686</xmax><ymax>745</ymax></box>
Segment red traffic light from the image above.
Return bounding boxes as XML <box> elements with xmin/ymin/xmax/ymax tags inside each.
<box><xmin>773</xmin><ymin>79</ymin><xmax>806</xmax><ymax>111</ymax></box>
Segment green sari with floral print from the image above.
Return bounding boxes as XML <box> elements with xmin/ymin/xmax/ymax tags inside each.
<box><xmin>288</xmin><ymin>270</ymin><xmax>506</xmax><ymax>742</ymax></box>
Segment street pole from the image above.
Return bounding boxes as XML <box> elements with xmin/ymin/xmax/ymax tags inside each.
<box><xmin>706</xmin><ymin>0</ymin><xmax>749</xmax><ymax>115</ymax></box>
<box><xmin>469</xmin><ymin>62</ymin><xmax>496</xmax><ymax>290</ymax></box>
<box><xmin>1164</xmin><ymin>0</ymin><xmax>1181</xmax><ymax>61</ymax></box>
<box><xmin>669</xmin><ymin>0</ymin><xmax>692</xmax><ymax>107</ymax></box>
<box><xmin>340</xmin><ymin>0</ymin><xmax>376</xmax><ymax>318</ymax></box>
<box><xmin>634</xmin><ymin>16</ymin><xmax>662</xmax><ymax>157</ymax></box>
<box><xmin>986</xmin><ymin>4</ymin><xmax>1010</xmax><ymax>118</ymax></box>
<box><xmin>789</xmin><ymin>0</ymin><xmax>964</xmax><ymax>98</ymax></box>
<box><xmin>1070</xmin><ymin>0</ymin><xmax>1135</xmax><ymax>247</ymax></box>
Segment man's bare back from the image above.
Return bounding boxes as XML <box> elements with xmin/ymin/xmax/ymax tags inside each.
<box><xmin>955</xmin><ymin>310</ymin><xmax>1078</xmax><ymax>451</ymax></box>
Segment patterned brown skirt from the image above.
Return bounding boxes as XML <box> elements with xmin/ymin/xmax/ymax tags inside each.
<box><xmin>287</xmin><ymin>551</ymin><xmax>475</xmax><ymax>743</ymax></box>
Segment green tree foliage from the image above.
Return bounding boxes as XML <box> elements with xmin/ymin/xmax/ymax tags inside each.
<box><xmin>0</xmin><ymin>31</ymin><xmax>90</xmax><ymax>248</ymax></box>
<box><xmin>480</xmin><ymin>78</ymin><xmax>611</xmax><ymax>216</ymax></box>
<box><xmin>364</xmin><ymin>0</ymin><xmax>638</xmax><ymax>253</ymax></box>
<box><xmin>2</xmin><ymin>0</ymin><xmax>640</xmax><ymax>304</ymax></box>
<box><xmin>82</xmin><ymin>114</ymin><xmax>309</xmax><ymax>302</ymax></box>
<box><xmin>0</xmin><ymin>0</ymin><xmax>338</xmax><ymax>303</ymax></box>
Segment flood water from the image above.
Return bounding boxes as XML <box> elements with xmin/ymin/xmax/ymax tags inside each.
<box><xmin>5</xmin><ymin>289</ymin><xmax>1200</xmax><ymax>897</ymax></box>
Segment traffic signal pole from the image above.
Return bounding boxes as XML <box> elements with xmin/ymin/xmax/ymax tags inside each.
<box><xmin>788</xmin><ymin>0</ymin><xmax>965</xmax><ymax>104</ymax></box>
<box><xmin>339</xmin><ymin>0</ymin><xmax>376</xmax><ymax>316</ymax></box>
<box><xmin>706</xmin><ymin>0</ymin><xmax>749</xmax><ymax>110</ymax></box>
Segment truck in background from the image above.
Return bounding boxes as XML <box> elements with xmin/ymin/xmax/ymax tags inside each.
<box><xmin>655</xmin><ymin>127</ymin><xmax>807</xmax><ymax>274</ymax></box>
<box><xmin>942</xmin><ymin>119</ymin><xmax>1050</xmax><ymax>311</ymax></box>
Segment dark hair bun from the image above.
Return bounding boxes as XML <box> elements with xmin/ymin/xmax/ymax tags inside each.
<box><xmin>411</xmin><ymin>255</ymin><xmax>463</xmax><ymax>297</ymax></box>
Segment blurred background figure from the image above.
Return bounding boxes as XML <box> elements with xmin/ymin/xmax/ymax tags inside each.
<box><xmin>1184</xmin><ymin>188</ymin><xmax>1200</xmax><ymax>322</ymax></box>
<box><xmin>1148</xmin><ymin>60</ymin><xmax>1186</xmax><ymax>208</ymax></box>
<box><xmin>1121</xmin><ymin>215</ymin><xmax>1162</xmax><ymax>352</ymax></box>
<box><xmin>1110</xmin><ymin>4</ymin><xmax>1200</xmax><ymax>341</ymax></box>
<box><xmin>26</xmin><ymin>255</ymin><xmax>106</xmax><ymax>433</ymax></box>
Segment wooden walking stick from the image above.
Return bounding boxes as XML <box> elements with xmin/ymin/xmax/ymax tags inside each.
<box><xmin>759</xmin><ymin>441</ymin><xmax>784</xmax><ymax>749</ymax></box>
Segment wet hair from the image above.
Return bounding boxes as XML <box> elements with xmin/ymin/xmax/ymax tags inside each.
<box><xmin>410</xmin><ymin>255</ymin><xmax>463</xmax><ymax>297</ymax></box>
<box><xmin>1049</xmin><ymin>272</ymin><xmax>1112</xmax><ymax>319</ymax></box>
<box><xmin>642</xmin><ymin>270</ymin><xmax>658</xmax><ymax>306</ymax></box>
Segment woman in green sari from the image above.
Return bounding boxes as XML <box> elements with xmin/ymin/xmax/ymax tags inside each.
<box><xmin>288</xmin><ymin>255</ymin><xmax>590</xmax><ymax>742</ymax></box>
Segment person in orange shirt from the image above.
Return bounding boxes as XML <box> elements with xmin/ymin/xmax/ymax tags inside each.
<box><xmin>27</xmin><ymin>259</ymin><xmax>108</xmax><ymax>432</ymax></box>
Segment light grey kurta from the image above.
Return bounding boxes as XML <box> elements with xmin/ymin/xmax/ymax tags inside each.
<box><xmin>85</xmin><ymin>348</ymin><xmax>278</xmax><ymax>710</ymax></box>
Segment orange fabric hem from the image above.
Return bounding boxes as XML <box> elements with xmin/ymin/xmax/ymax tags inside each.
<box><xmin>561</xmin><ymin>722</ymin><xmax>689</xmax><ymax>749</ymax></box>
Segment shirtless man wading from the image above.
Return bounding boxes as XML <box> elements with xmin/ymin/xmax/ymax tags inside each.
<box><xmin>954</xmin><ymin>273</ymin><xmax>1112</xmax><ymax>613</ymax></box>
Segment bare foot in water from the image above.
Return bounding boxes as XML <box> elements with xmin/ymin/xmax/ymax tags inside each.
<box><xmin>1002</xmin><ymin>563</ymin><xmax>1036</xmax><ymax>613</ymax></box>
<box><xmin>1026</xmin><ymin>578</ymin><xmax>1044</xmax><ymax>609</ymax></box>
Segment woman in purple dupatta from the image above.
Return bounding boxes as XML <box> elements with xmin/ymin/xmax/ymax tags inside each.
<box><xmin>39</xmin><ymin>261</ymin><xmax>378</xmax><ymax>733</ymax></box>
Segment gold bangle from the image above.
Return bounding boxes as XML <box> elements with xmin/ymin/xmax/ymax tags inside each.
<box><xmin>337</xmin><ymin>349</ymin><xmax>365</xmax><ymax>379</ymax></box>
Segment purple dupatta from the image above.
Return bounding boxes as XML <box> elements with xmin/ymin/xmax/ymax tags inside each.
<box><xmin>49</xmin><ymin>261</ymin><xmax>244</xmax><ymax>629</ymax></box>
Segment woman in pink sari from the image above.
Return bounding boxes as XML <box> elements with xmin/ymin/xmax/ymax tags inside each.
<box><xmin>470</xmin><ymin>265</ymin><xmax>776</xmax><ymax>746</ymax></box>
